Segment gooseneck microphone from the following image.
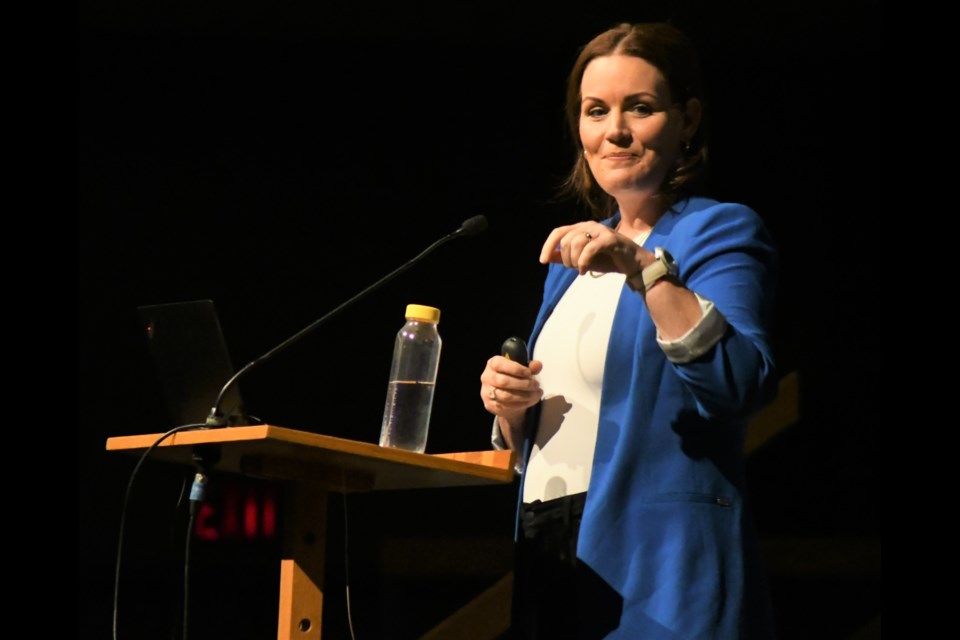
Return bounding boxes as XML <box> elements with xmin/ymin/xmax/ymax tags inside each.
<box><xmin>457</xmin><ymin>214</ymin><xmax>488</xmax><ymax>237</ymax></box>
<box><xmin>205</xmin><ymin>214</ymin><xmax>489</xmax><ymax>427</ymax></box>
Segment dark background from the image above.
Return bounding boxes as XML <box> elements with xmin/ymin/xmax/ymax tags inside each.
<box><xmin>80</xmin><ymin>2</ymin><xmax>881</xmax><ymax>638</ymax></box>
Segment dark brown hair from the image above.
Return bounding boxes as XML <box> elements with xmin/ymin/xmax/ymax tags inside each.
<box><xmin>561</xmin><ymin>22</ymin><xmax>709</xmax><ymax>218</ymax></box>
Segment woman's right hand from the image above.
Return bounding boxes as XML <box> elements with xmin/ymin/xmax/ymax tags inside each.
<box><xmin>480</xmin><ymin>355</ymin><xmax>543</xmax><ymax>450</ymax></box>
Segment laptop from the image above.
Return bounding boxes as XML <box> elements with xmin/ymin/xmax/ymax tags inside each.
<box><xmin>138</xmin><ymin>299</ymin><xmax>250</xmax><ymax>428</ymax></box>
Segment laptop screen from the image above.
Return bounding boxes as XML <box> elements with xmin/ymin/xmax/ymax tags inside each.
<box><xmin>137</xmin><ymin>299</ymin><xmax>249</xmax><ymax>428</ymax></box>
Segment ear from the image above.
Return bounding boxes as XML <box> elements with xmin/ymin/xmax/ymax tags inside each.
<box><xmin>681</xmin><ymin>97</ymin><xmax>702</xmax><ymax>140</ymax></box>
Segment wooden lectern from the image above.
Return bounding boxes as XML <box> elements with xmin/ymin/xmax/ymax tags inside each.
<box><xmin>106</xmin><ymin>424</ymin><xmax>515</xmax><ymax>639</ymax></box>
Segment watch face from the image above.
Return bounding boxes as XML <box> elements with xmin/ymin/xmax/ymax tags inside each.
<box><xmin>656</xmin><ymin>247</ymin><xmax>679</xmax><ymax>276</ymax></box>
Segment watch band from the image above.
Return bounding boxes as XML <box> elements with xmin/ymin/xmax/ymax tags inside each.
<box><xmin>641</xmin><ymin>259</ymin><xmax>670</xmax><ymax>291</ymax></box>
<box><xmin>625</xmin><ymin>247</ymin><xmax>677</xmax><ymax>293</ymax></box>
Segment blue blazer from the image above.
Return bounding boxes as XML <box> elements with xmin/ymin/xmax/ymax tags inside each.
<box><xmin>522</xmin><ymin>197</ymin><xmax>779</xmax><ymax>639</ymax></box>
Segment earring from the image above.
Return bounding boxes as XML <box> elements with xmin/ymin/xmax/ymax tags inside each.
<box><xmin>682</xmin><ymin>140</ymin><xmax>691</xmax><ymax>154</ymax></box>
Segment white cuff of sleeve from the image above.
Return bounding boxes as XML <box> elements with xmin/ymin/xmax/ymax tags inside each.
<box><xmin>656</xmin><ymin>293</ymin><xmax>727</xmax><ymax>363</ymax></box>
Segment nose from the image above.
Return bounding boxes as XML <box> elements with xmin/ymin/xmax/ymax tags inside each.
<box><xmin>605</xmin><ymin>110</ymin><xmax>631</xmax><ymax>145</ymax></box>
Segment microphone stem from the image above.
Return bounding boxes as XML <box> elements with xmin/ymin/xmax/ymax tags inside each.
<box><xmin>206</xmin><ymin>228</ymin><xmax>463</xmax><ymax>426</ymax></box>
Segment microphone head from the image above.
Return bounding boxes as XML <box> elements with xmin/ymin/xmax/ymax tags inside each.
<box><xmin>457</xmin><ymin>215</ymin><xmax>489</xmax><ymax>237</ymax></box>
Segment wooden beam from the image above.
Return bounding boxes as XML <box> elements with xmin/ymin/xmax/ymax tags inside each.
<box><xmin>746</xmin><ymin>371</ymin><xmax>800</xmax><ymax>454</ymax></box>
<box><xmin>419</xmin><ymin>573</ymin><xmax>513</xmax><ymax>640</ymax></box>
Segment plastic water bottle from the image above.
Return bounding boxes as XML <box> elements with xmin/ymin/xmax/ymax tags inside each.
<box><xmin>379</xmin><ymin>304</ymin><xmax>442</xmax><ymax>453</ymax></box>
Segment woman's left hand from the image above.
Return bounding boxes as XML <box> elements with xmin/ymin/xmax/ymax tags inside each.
<box><xmin>539</xmin><ymin>222</ymin><xmax>650</xmax><ymax>276</ymax></box>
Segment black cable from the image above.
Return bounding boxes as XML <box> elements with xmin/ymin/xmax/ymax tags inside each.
<box><xmin>342</xmin><ymin>491</ymin><xmax>357</xmax><ymax>640</ymax></box>
<box><xmin>112</xmin><ymin>423</ymin><xmax>206</xmax><ymax>640</ymax></box>
<box><xmin>183</xmin><ymin>480</ymin><xmax>204</xmax><ymax>640</ymax></box>
<box><xmin>181</xmin><ymin>446</ymin><xmax>216</xmax><ymax>640</ymax></box>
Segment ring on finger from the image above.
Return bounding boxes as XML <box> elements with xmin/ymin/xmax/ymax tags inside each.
<box><xmin>584</xmin><ymin>231</ymin><xmax>593</xmax><ymax>240</ymax></box>
<box><xmin>488</xmin><ymin>388</ymin><xmax>497</xmax><ymax>400</ymax></box>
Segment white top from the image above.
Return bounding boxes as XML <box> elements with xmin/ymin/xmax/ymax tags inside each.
<box><xmin>523</xmin><ymin>268</ymin><xmax>625</xmax><ymax>502</ymax></box>
<box><xmin>491</xmin><ymin>233</ymin><xmax>729</xmax><ymax>500</ymax></box>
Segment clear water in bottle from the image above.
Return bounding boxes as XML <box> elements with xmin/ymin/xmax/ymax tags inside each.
<box><xmin>379</xmin><ymin>304</ymin><xmax>441</xmax><ymax>453</ymax></box>
<box><xmin>379</xmin><ymin>380</ymin><xmax>436</xmax><ymax>453</ymax></box>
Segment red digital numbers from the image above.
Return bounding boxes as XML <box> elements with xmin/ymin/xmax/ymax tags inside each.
<box><xmin>194</xmin><ymin>478</ymin><xmax>278</xmax><ymax>541</ymax></box>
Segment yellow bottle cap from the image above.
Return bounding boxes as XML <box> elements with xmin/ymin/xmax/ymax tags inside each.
<box><xmin>405</xmin><ymin>304</ymin><xmax>440</xmax><ymax>323</ymax></box>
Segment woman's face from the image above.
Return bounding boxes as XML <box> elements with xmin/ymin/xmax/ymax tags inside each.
<box><xmin>579</xmin><ymin>54</ymin><xmax>695</xmax><ymax>201</ymax></box>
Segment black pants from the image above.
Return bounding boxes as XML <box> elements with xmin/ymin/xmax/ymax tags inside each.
<box><xmin>511</xmin><ymin>493</ymin><xmax>621</xmax><ymax>640</ymax></box>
